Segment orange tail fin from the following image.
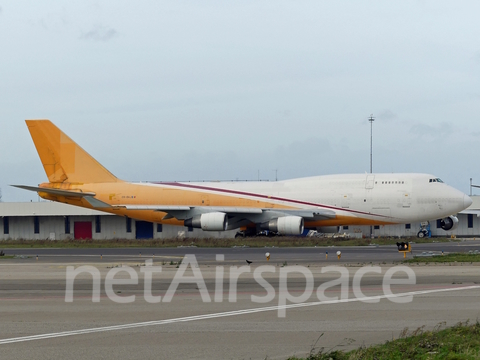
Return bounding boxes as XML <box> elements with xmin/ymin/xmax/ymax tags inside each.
<box><xmin>26</xmin><ymin>120</ymin><xmax>120</xmax><ymax>184</ymax></box>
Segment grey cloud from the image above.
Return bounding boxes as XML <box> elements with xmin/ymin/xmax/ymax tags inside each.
<box><xmin>81</xmin><ymin>25</ymin><xmax>118</xmax><ymax>41</ymax></box>
<box><xmin>2</xmin><ymin>1</ymin><xmax>480</xmax><ymax>200</ymax></box>
<box><xmin>474</xmin><ymin>51</ymin><xmax>480</xmax><ymax>63</ymax></box>
<box><xmin>409</xmin><ymin>122</ymin><xmax>453</xmax><ymax>137</ymax></box>
<box><xmin>377</xmin><ymin>109</ymin><xmax>397</xmax><ymax>122</ymax></box>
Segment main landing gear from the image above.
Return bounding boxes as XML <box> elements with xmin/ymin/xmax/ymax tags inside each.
<box><xmin>234</xmin><ymin>230</ymin><xmax>278</xmax><ymax>238</ymax></box>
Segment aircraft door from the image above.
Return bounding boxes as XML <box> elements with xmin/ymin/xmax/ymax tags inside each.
<box><xmin>366</xmin><ymin>175</ymin><xmax>375</xmax><ymax>189</ymax></box>
<box><xmin>341</xmin><ymin>193</ymin><xmax>352</xmax><ymax>209</ymax></box>
<box><xmin>403</xmin><ymin>193</ymin><xmax>412</xmax><ymax>208</ymax></box>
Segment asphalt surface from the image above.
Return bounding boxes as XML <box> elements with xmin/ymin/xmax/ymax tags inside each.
<box><xmin>1</xmin><ymin>241</ymin><xmax>480</xmax><ymax>360</ymax></box>
<box><xmin>3</xmin><ymin>239</ymin><xmax>480</xmax><ymax>264</ymax></box>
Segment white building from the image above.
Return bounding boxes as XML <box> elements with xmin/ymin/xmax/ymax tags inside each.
<box><xmin>1</xmin><ymin>198</ymin><xmax>479</xmax><ymax>240</ymax></box>
<box><xmin>0</xmin><ymin>202</ymin><xmax>236</xmax><ymax>240</ymax></box>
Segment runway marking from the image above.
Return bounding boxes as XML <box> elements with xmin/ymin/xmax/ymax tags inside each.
<box><xmin>1</xmin><ymin>285</ymin><xmax>479</xmax><ymax>345</ymax></box>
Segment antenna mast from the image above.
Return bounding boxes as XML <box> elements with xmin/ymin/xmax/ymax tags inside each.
<box><xmin>369</xmin><ymin>114</ymin><xmax>375</xmax><ymax>173</ymax></box>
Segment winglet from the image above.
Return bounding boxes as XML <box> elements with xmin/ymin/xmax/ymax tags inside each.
<box><xmin>26</xmin><ymin>120</ymin><xmax>120</xmax><ymax>184</ymax></box>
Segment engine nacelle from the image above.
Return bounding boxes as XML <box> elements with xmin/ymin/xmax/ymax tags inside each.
<box><xmin>440</xmin><ymin>216</ymin><xmax>459</xmax><ymax>231</ymax></box>
<box><xmin>261</xmin><ymin>216</ymin><xmax>304</xmax><ymax>235</ymax></box>
<box><xmin>184</xmin><ymin>212</ymin><xmax>228</xmax><ymax>231</ymax></box>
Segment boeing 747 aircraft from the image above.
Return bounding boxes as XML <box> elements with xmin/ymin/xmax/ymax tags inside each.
<box><xmin>14</xmin><ymin>120</ymin><xmax>472</xmax><ymax>237</ymax></box>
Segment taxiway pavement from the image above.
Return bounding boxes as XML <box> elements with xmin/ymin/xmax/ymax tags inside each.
<box><xmin>1</xmin><ymin>242</ymin><xmax>480</xmax><ymax>359</ymax></box>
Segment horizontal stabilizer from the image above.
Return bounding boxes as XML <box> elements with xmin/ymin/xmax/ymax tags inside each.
<box><xmin>12</xmin><ymin>185</ymin><xmax>96</xmax><ymax>197</ymax></box>
<box><xmin>13</xmin><ymin>185</ymin><xmax>112</xmax><ymax>208</ymax></box>
<box><xmin>83</xmin><ymin>196</ymin><xmax>112</xmax><ymax>208</ymax></box>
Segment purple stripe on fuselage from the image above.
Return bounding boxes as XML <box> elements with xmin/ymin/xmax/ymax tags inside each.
<box><xmin>153</xmin><ymin>182</ymin><xmax>390</xmax><ymax>219</ymax></box>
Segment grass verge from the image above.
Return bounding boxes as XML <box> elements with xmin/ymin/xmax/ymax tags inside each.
<box><xmin>404</xmin><ymin>253</ymin><xmax>480</xmax><ymax>263</ymax></box>
<box><xmin>289</xmin><ymin>321</ymin><xmax>480</xmax><ymax>360</ymax></box>
<box><xmin>0</xmin><ymin>237</ymin><xmax>461</xmax><ymax>249</ymax></box>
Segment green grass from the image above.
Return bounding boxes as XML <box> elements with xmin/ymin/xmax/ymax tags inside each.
<box><xmin>404</xmin><ymin>253</ymin><xmax>480</xmax><ymax>264</ymax></box>
<box><xmin>0</xmin><ymin>255</ymin><xmax>15</xmax><ymax>259</ymax></box>
<box><xmin>288</xmin><ymin>321</ymin><xmax>480</xmax><ymax>360</ymax></box>
<box><xmin>0</xmin><ymin>236</ymin><xmax>460</xmax><ymax>249</ymax></box>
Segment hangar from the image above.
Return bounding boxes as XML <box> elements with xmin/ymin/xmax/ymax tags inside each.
<box><xmin>0</xmin><ymin>197</ymin><xmax>479</xmax><ymax>240</ymax></box>
<box><xmin>0</xmin><ymin>202</ymin><xmax>236</xmax><ymax>240</ymax></box>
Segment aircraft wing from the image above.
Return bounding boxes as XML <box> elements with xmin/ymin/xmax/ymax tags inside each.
<box><xmin>116</xmin><ymin>205</ymin><xmax>262</xmax><ymax>214</ymax></box>
<box><xmin>115</xmin><ymin>204</ymin><xmax>336</xmax><ymax>222</ymax></box>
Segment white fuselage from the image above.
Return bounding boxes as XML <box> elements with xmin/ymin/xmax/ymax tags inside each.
<box><xmin>175</xmin><ymin>173</ymin><xmax>471</xmax><ymax>225</ymax></box>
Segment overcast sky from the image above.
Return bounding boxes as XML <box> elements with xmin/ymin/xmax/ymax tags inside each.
<box><xmin>1</xmin><ymin>1</ymin><xmax>479</xmax><ymax>202</ymax></box>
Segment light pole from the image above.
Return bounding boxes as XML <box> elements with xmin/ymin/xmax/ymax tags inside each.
<box><xmin>368</xmin><ymin>114</ymin><xmax>375</xmax><ymax>239</ymax></box>
<box><xmin>369</xmin><ymin>114</ymin><xmax>375</xmax><ymax>173</ymax></box>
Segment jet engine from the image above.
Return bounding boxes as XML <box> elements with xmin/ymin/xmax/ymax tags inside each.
<box><xmin>440</xmin><ymin>215</ymin><xmax>459</xmax><ymax>231</ymax></box>
<box><xmin>184</xmin><ymin>212</ymin><xmax>228</xmax><ymax>231</ymax></box>
<box><xmin>261</xmin><ymin>216</ymin><xmax>304</xmax><ymax>235</ymax></box>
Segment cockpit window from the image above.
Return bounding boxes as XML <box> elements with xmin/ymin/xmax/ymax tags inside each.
<box><xmin>429</xmin><ymin>178</ymin><xmax>444</xmax><ymax>183</ymax></box>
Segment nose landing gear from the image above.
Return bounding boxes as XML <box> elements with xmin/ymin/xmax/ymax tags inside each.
<box><xmin>417</xmin><ymin>221</ymin><xmax>431</xmax><ymax>238</ymax></box>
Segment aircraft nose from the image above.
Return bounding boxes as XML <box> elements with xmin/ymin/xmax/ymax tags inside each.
<box><xmin>464</xmin><ymin>195</ymin><xmax>473</xmax><ymax>209</ymax></box>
